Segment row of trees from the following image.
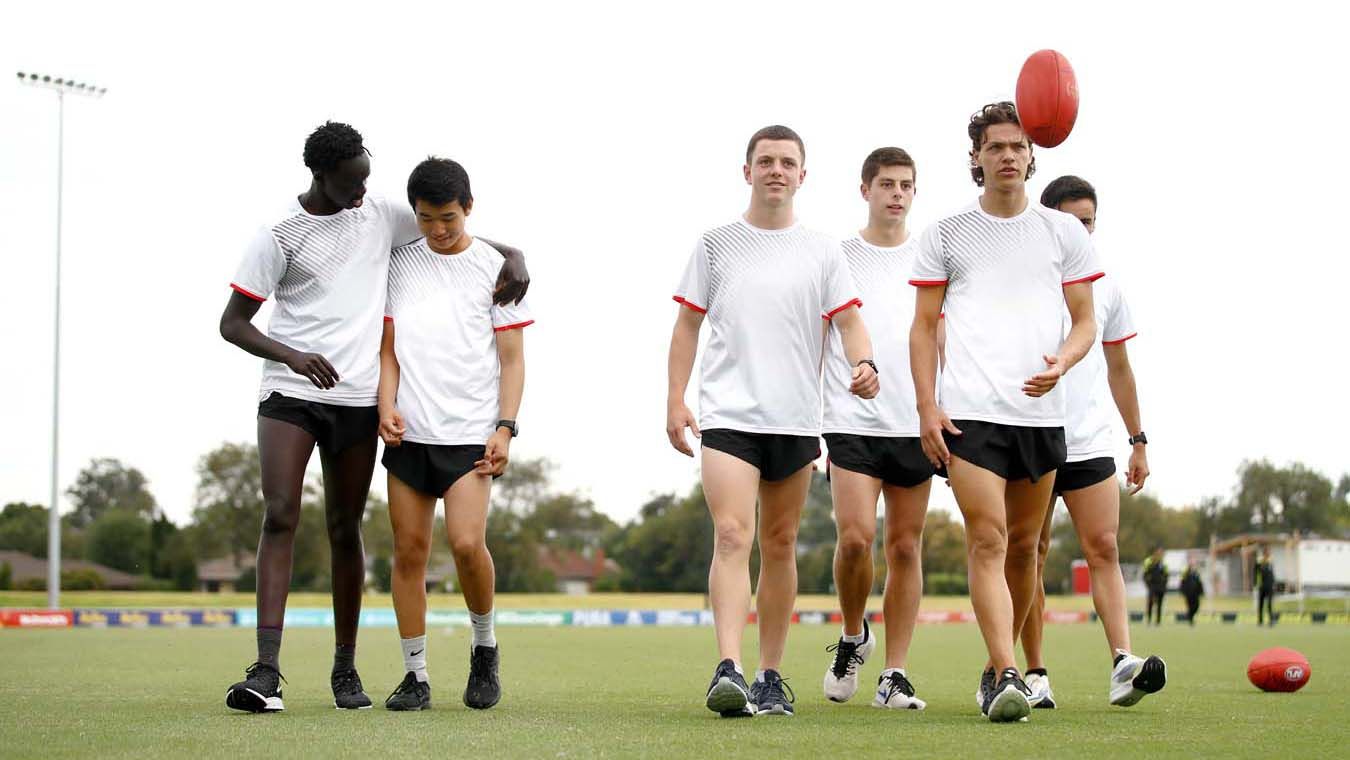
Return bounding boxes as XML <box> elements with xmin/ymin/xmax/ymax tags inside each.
<box><xmin>2</xmin><ymin>448</ymin><xmax>1346</xmax><ymax>595</ymax></box>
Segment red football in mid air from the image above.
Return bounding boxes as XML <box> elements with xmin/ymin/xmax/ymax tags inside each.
<box><xmin>1247</xmin><ymin>647</ymin><xmax>1311</xmax><ymax>692</ymax></box>
<box><xmin>1015</xmin><ymin>49</ymin><xmax>1079</xmax><ymax>148</ymax></box>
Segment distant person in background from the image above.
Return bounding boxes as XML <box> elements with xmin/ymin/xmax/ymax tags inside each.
<box><xmin>1254</xmin><ymin>548</ymin><xmax>1277</xmax><ymax>626</ymax></box>
<box><xmin>1179</xmin><ymin>560</ymin><xmax>1204</xmax><ymax>626</ymax></box>
<box><xmin>1142</xmin><ymin>547</ymin><xmax>1167</xmax><ymax>626</ymax></box>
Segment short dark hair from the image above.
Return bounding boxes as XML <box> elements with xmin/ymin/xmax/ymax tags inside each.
<box><xmin>745</xmin><ymin>125</ymin><xmax>805</xmax><ymax>165</ymax></box>
<box><xmin>861</xmin><ymin>147</ymin><xmax>917</xmax><ymax>186</ymax></box>
<box><xmin>1040</xmin><ymin>175</ymin><xmax>1097</xmax><ymax>211</ymax></box>
<box><xmin>967</xmin><ymin>102</ymin><xmax>1035</xmax><ymax>186</ymax></box>
<box><xmin>406</xmin><ymin>157</ymin><xmax>473</xmax><ymax>209</ymax></box>
<box><xmin>303</xmin><ymin>121</ymin><xmax>369</xmax><ymax>173</ymax></box>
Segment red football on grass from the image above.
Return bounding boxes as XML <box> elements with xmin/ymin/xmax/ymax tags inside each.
<box><xmin>1247</xmin><ymin>647</ymin><xmax>1311</xmax><ymax>692</ymax></box>
<box><xmin>1015</xmin><ymin>49</ymin><xmax>1079</xmax><ymax>148</ymax></box>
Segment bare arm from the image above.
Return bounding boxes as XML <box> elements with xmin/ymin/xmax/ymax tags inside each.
<box><xmin>665</xmin><ymin>306</ymin><xmax>704</xmax><ymax>456</ymax></box>
<box><xmin>376</xmin><ymin>320</ymin><xmax>404</xmax><ymax>446</ymax></box>
<box><xmin>477</xmin><ymin>326</ymin><xmax>526</xmax><ymax>475</ymax></box>
<box><xmin>830</xmin><ymin>306</ymin><xmax>878</xmax><ymax>399</ymax></box>
<box><xmin>218</xmin><ymin>290</ymin><xmax>338</xmax><ymax>389</ymax></box>
<box><xmin>936</xmin><ymin>316</ymin><xmax>947</xmax><ymax>370</ymax></box>
<box><xmin>1024</xmin><ymin>281</ymin><xmax>1096</xmax><ymax>397</ymax></box>
<box><xmin>911</xmin><ymin>285</ymin><xmax>959</xmax><ymax>466</ymax></box>
<box><xmin>1104</xmin><ymin>340</ymin><xmax>1149</xmax><ymax>493</ymax></box>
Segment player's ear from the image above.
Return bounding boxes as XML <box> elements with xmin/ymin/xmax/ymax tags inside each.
<box><xmin>463</xmin><ymin>199</ymin><xmax>474</xmax><ymax>216</ymax></box>
<box><xmin>743</xmin><ymin>163</ymin><xmax>752</xmax><ymax>185</ymax></box>
<box><xmin>860</xmin><ymin>182</ymin><xmax>869</xmax><ymax>201</ymax></box>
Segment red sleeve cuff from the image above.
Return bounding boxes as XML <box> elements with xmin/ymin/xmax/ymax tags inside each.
<box><xmin>672</xmin><ymin>295</ymin><xmax>707</xmax><ymax>314</ymax></box>
<box><xmin>1102</xmin><ymin>332</ymin><xmax>1137</xmax><ymax>345</ymax></box>
<box><xmin>493</xmin><ymin>319</ymin><xmax>535</xmax><ymax>332</ymax></box>
<box><xmin>1063</xmin><ymin>271</ymin><xmax>1105</xmax><ymax>286</ymax></box>
<box><xmin>822</xmin><ymin>297</ymin><xmax>863</xmax><ymax>320</ymax></box>
<box><xmin>909</xmin><ymin>278</ymin><xmax>948</xmax><ymax>287</ymax></box>
<box><xmin>383</xmin><ymin>316</ymin><xmax>393</xmax><ymax>323</ymax></box>
<box><xmin>230</xmin><ymin>283</ymin><xmax>266</xmax><ymax>302</ymax></box>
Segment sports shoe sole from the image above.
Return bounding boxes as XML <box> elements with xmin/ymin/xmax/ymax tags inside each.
<box><xmin>385</xmin><ymin>702</ymin><xmax>431</xmax><ymax>711</ymax></box>
<box><xmin>706</xmin><ymin>677</ymin><xmax>754</xmax><ymax>717</ymax></box>
<box><xmin>755</xmin><ymin>704</ymin><xmax>794</xmax><ymax>717</ymax></box>
<box><xmin>226</xmin><ymin>687</ymin><xmax>283</xmax><ymax>713</ymax></box>
<box><xmin>1112</xmin><ymin>656</ymin><xmax>1167</xmax><ymax>707</ymax></box>
<box><xmin>872</xmin><ymin>695</ymin><xmax>926</xmax><ymax>710</ymax></box>
<box><xmin>464</xmin><ymin>691</ymin><xmax>501</xmax><ymax>710</ymax></box>
<box><xmin>986</xmin><ymin>685</ymin><xmax>1031</xmax><ymax>723</ymax></box>
<box><xmin>334</xmin><ymin>702</ymin><xmax>374</xmax><ymax>710</ymax></box>
<box><xmin>1033</xmin><ymin>694</ymin><xmax>1057</xmax><ymax>709</ymax></box>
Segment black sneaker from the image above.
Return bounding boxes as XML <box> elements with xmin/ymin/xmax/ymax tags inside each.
<box><xmin>705</xmin><ymin>658</ymin><xmax>754</xmax><ymax>717</ymax></box>
<box><xmin>385</xmin><ymin>672</ymin><xmax>431</xmax><ymax>711</ymax></box>
<box><xmin>984</xmin><ymin>667</ymin><xmax>1032</xmax><ymax>723</ymax></box>
<box><xmin>226</xmin><ymin>662</ymin><xmax>285</xmax><ymax>713</ymax></box>
<box><xmin>974</xmin><ymin>666</ymin><xmax>995</xmax><ymax>712</ymax></box>
<box><xmin>754</xmin><ymin>670</ymin><xmax>796</xmax><ymax>717</ymax></box>
<box><xmin>332</xmin><ymin>668</ymin><xmax>372</xmax><ymax>709</ymax></box>
<box><xmin>464</xmin><ymin>645</ymin><xmax>501</xmax><ymax>710</ymax></box>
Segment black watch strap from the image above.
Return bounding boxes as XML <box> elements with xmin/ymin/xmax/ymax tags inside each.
<box><xmin>496</xmin><ymin>419</ymin><xmax>518</xmax><ymax>437</ymax></box>
<box><xmin>856</xmin><ymin>359</ymin><xmax>878</xmax><ymax>375</ymax></box>
<box><xmin>1128</xmin><ymin>431</ymin><xmax>1148</xmax><ymax>446</ymax></box>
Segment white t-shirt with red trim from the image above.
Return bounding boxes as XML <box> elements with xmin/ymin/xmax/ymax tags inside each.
<box><xmin>1063</xmin><ymin>273</ymin><xmax>1136</xmax><ymax>461</ymax></box>
<box><xmin>674</xmin><ymin>219</ymin><xmax>858</xmax><ymax>436</ymax></box>
<box><xmin>910</xmin><ymin>201</ymin><xmax>1103</xmax><ymax>427</ymax></box>
<box><xmin>385</xmin><ymin>237</ymin><xmax>533</xmax><ymax>446</ymax></box>
<box><xmin>230</xmin><ymin>194</ymin><xmax>421</xmax><ymax>406</ymax></box>
<box><xmin>822</xmin><ymin>235</ymin><xmax>924</xmax><ymax>436</ymax></box>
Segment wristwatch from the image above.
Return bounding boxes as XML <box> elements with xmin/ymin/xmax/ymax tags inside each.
<box><xmin>856</xmin><ymin>359</ymin><xmax>878</xmax><ymax>376</ymax></box>
<box><xmin>496</xmin><ymin>419</ymin><xmax>519</xmax><ymax>437</ymax></box>
<box><xmin>1128</xmin><ymin>431</ymin><xmax>1148</xmax><ymax>446</ymax></box>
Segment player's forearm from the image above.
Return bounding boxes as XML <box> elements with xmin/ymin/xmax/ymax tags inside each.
<box><xmin>667</xmin><ymin>320</ymin><xmax>699</xmax><ymax>408</ymax></box>
<box><xmin>377</xmin><ymin>327</ymin><xmax>400</xmax><ymax>413</ymax></box>
<box><xmin>836</xmin><ymin>314</ymin><xmax>874</xmax><ymax>368</ymax></box>
<box><xmin>910</xmin><ymin>318</ymin><xmax>940</xmax><ymax>411</ymax></box>
<box><xmin>1057</xmin><ymin>313</ymin><xmax>1096</xmax><ymax>372</ymax></box>
<box><xmin>496</xmin><ymin>343</ymin><xmax>525</xmax><ymax>421</ymax></box>
<box><xmin>1106</xmin><ymin>352</ymin><xmax>1143</xmax><ymax>436</ymax></box>
<box><xmin>220</xmin><ymin>312</ymin><xmax>299</xmax><ymax>366</ymax></box>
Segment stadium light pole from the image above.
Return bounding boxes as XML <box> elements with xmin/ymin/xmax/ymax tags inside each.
<box><xmin>17</xmin><ymin>71</ymin><xmax>108</xmax><ymax>610</ymax></box>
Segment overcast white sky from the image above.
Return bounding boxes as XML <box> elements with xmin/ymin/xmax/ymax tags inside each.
<box><xmin>2</xmin><ymin>1</ymin><xmax>1346</xmax><ymax>527</ymax></box>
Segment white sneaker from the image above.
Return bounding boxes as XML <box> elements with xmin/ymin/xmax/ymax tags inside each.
<box><xmin>872</xmin><ymin>670</ymin><xmax>927</xmax><ymax>710</ymax></box>
<box><xmin>1026</xmin><ymin>673</ymin><xmax>1057</xmax><ymax>709</ymax></box>
<box><xmin>823</xmin><ymin>619</ymin><xmax>876</xmax><ymax>702</ymax></box>
<box><xmin>1109</xmin><ymin>650</ymin><xmax>1167</xmax><ymax>707</ymax></box>
<box><xmin>985</xmin><ymin>668</ymin><xmax>1032</xmax><ymax>723</ymax></box>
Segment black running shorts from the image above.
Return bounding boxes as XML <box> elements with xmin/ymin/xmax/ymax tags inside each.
<box><xmin>824</xmin><ymin>434</ymin><xmax>935</xmax><ymax>488</ymax></box>
<box><xmin>1053</xmin><ymin>456</ymin><xmax>1116</xmax><ymax>496</ymax></box>
<box><xmin>943</xmin><ymin>420</ymin><xmax>1066</xmax><ymax>483</ymax></box>
<box><xmin>257</xmin><ymin>392</ymin><xmax>378</xmax><ymax>453</ymax></box>
<box><xmin>700</xmin><ymin>429</ymin><xmax>820</xmax><ymax>482</ymax></box>
<box><xmin>382</xmin><ymin>441</ymin><xmax>491</xmax><ymax>498</ymax></box>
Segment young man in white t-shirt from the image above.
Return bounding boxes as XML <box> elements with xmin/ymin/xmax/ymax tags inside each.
<box><xmin>1018</xmin><ymin>175</ymin><xmax>1166</xmax><ymax>710</ymax></box>
<box><xmin>820</xmin><ymin>148</ymin><xmax>934</xmax><ymax>710</ymax></box>
<box><xmin>219</xmin><ymin>123</ymin><xmax>528</xmax><ymax>713</ymax></box>
<box><xmin>377</xmin><ymin>157</ymin><xmax>530</xmax><ymax>712</ymax></box>
<box><xmin>667</xmin><ymin>125</ymin><xmax>879</xmax><ymax>718</ymax></box>
<box><xmin>909</xmin><ymin>103</ymin><xmax>1100</xmax><ymax>722</ymax></box>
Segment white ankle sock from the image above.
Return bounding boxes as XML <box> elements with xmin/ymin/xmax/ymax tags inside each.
<box><xmin>880</xmin><ymin>667</ymin><xmax>907</xmax><ymax>678</ymax></box>
<box><xmin>470</xmin><ymin>610</ymin><xmax>496</xmax><ymax>648</ymax></box>
<box><xmin>401</xmin><ymin>635</ymin><xmax>428</xmax><ymax>683</ymax></box>
<box><xmin>842</xmin><ymin>627</ymin><xmax>866</xmax><ymax>645</ymax></box>
<box><xmin>755</xmin><ymin>669</ymin><xmax>767</xmax><ymax>683</ymax></box>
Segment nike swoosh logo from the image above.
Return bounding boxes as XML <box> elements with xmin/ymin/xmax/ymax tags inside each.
<box><xmin>410</xmin><ymin>650</ymin><xmax>424</xmax><ymax>657</ymax></box>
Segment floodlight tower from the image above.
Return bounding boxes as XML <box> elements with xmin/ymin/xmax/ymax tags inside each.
<box><xmin>16</xmin><ymin>71</ymin><xmax>107</xmax><ymax>610</ymax></box>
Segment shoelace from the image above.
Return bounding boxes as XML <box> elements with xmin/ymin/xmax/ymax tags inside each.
<box><xmin>332</xmin><ymin>669</ymin><xmax>363</xmax><ymax>695</ymax></box>
<box><xmin>882</xmin><ymin>672</ymin><xmax>915</xmax><ymax>700</ymax></box>
<box><xmin>244</xmin><ymin>662</ymin><xmax>286</xmax><ymax>686</ymax></box>
<box><xmin>763</xmin><ymin>675</ymin><xmax>796</xmax><ymax>705</ymax></box>
<box><xmin>470</xmin><ymin>648</ymin><xmax>498</xmax><ymax>681</ymax></box>
<box><xmin>386</xmin><ymin>673</ymin><xmax>421</xmax><ymax>702</ymax></box>
<box><xmin>825</xmin><ymin>640</ymin><xmax>864</xmax><ymax>679</ymax></box>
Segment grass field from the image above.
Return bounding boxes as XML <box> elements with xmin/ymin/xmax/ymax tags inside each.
<box><xmin>2</xmin><ymin>621</ymin><xmax>1345</xmax><ymax>758</ymax></box>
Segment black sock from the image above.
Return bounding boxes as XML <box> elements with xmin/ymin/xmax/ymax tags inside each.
<box><xmin>257</xmin><ymin>627</ymin><xmax>282</xmax><ymax>671</ymax></box>
<box><xmin>1026</xmin><ymin>668</ymin><xmax>1048</xmax><ymax>677</ymax></box>
<box><xmin>334</xmin><ymin>643</ymin><xmax>356</xmax><ymax>673</ymax></box>
<box><xmin>1113</xmin><ymin>653</ymin><xmax>1126</xmax><ymax>667</ymax></box>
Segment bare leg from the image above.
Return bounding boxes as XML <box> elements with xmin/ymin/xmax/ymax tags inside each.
<box><xmin>880</xmin><ymin>480</ymin><xmax>931</xmax><ymax>669</ymax></box>
<box><xmin>830</xmin><ymin>466</ymin><xmax>882</xmax><ymax>637</ymax></box>
<box><xmin>1063</xmin><ymin>477</ymin><xmax>1132</xmax><ymax>658</ymax></box>
<box><xmin>755</xmin><ymin>464</ymin><xmax>813</xmax><ymax>671</ymax></box>
<box><xmin>388</xmin><ymin>473</ymin><xmax>436</xmax><ymax>638</ymax></box>
<box><xmin>702</xmin><ymin>447</ymin><xmax>761</xmax><ymax>665</ymax></box>
<box><xmin>444</xmin><ymin>471</ymin><xmax>494</xmax><ymax>615</ymax></box>
<box><xmin>319</xmin><ymin>436</ymin><xmax>378</xmax><ymax>648</ymax></box>
<box><xmin>255</xmin><ymin>418</ymin><xmax>316</xmax><ymax>631</ymax></box>
<box><xmin>1021</xmin><ymin>495</ymin><xmax>1056</xmax><ymax>671</ymax></box>
<box><xmin>947</xmin><ymin>457</ymin><xmax>1016</xmax><ymax>671</ymax></box>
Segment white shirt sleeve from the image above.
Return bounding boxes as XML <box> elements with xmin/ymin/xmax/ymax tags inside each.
<box><xmin>908</xmin><ymin>223</ymin><xmax>948</xmax><ymax>286</ymax></box>
<box><xmin>822</xmin><ymin>240</ymin><xmax>861</xmax><ymax>318</ymax></box>
<box><xmin>1060</xmin><ymin>219</ymin><xmax>1104</xmax><ymax>285</ymax></box>
<box><xmin>492</xmin><ymin>295</ymin><xmax>534</xmax><ymax>331</ymax></box>
<box><xmin>1103</xmin><ymin>285</ymin><xmax>1137</xmax><ymax>344</ymax></box>
<box><xmin>230</xmin><ymin>226</ymin><xmax>286</xmax><ymax>302</ymax></box>
<box><xmin>673</xmin><ymin>239</ymin><xmax>710</xmax><ymax>313</ymax></box>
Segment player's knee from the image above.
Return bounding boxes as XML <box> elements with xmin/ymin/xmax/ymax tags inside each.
<box><xmin>260</xmin><ymin>500</ymin><xmax>300</xmax><ymax>536</ymax></box>
<box><xmin>326</xmin><ymin>515</ymin><xmax>363</xmax><ymax>550</ymax></box>
<box><xmin>1006</xmin><ymin>532</ymin><xmax>1040</xmax><ymax>567</ymax></box>
<box><xmin>836</xmin><ymin>529</ymin><xmax>873</xmax><ymax>565</ymax></box>
<box><xmin>393</xmin><ymin>533</ymin><xmax>431</xmax><ymax>568</ymax></box>
<box><xmin>448</xmin><ymin>534</ymin><xmax>486</xmax><ymax>563</ymax></box>
<box><xmin>1082</xmin><ymin>529</ymin><xmax>1119</xmax><ymax>566</ymax></box>
<box><xmin>884</xmin><ymin>532</ymin><xmax>920</xmax><ymax>568</ymax></box>
<box><xmin>965</xmin><ymin>523</ymin><xmax>1007</xmax><ymax>562</ymax></box>
<box><xmin>714</xmin><ymin>521</ymin><xmax>753</xmax><ymax>557</ymax></box>
<box><xmin>758</xmin><ymin>525</ymin><xmax>798</xmax><ymax>562</ymax></box>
